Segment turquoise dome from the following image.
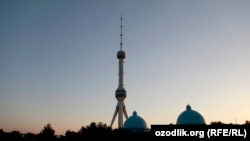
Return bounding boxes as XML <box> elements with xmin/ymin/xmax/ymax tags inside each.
<box><xmin>124</xmin><ymin>111</ymin><xmax>148</xmax><ymax>129</ymax></box>
<box><xmin>176</xmin><ymin>105</ymin><xmax>206</xmax><ymax>125</ymax></box>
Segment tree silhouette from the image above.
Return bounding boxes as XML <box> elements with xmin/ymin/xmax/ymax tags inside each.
<box><xmin>7</xmin><ymin>130</ymin><xmax>24</xmax><ymax>141</ymax></box>
<box><xmin>24</xmin><ymin>132</ymin><xmax>37</xmax><ymax>141</ymax></box>
<box><xmin>39</xmin><ymin>123</ymin><xmax>55</xmax><ymax>141</ymax></box>
<box><xmin>64</xmin><ymin>129</ymin><xmax>79</xmax><ymax>141</ymax></box>
<box><xmin>210</xmin><ymin>121</ymin><xmax>224</xmax><ymax>125</ymax></box>
<box><xmin>76</xmin><ymin>122</ymin><xmax>112</xmax><ymax>139</ymax></box>
<box><xmin>86</xmin><ymin>122</ymin><xmax>97</xmax><ymax>131</ymax></box>
<box><xmin>86</xmin><ymin>122</ymin><xmax>112</xmax><ymax>133</ymax></box>
<box><xmin>245</xmin><ymin>120</ymin><xmax>250</xmax><ymax>124</ymax></box>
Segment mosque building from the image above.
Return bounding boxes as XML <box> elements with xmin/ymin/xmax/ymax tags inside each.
<box><xmin>124</xmin><ymin>111</ymin><xmax>149</xmax><ymax>132</ymax></box>
<box><xmin>176</xmin><ymin>104</ymin><xmax>206</xmax><ymax>125</ymax></box>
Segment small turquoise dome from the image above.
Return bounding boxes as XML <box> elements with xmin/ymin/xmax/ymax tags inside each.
<box><xmin>176</xmin><ymin>105</ymin><xmax>206</xmax><ymax>125</ymax></box>
<box><xmin>124</xmin><ymin>111</ymin><xmax>148</xmax><ymax>129</ymax></box>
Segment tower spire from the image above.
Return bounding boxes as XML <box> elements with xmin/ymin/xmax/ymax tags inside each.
<box><xmin>120</xmin><ymin>13</ymin><xmax>123</xmax><ymax>51</ymax></box>
<box><xmin>110</xmin><ymin>13</ymin><xmax>128</xmax><ymax>129</ymax></box>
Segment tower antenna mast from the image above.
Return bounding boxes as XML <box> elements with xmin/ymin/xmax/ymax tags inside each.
<box><xmin>120</xmin><ymin>13</ymin><xmax>123</xmax><ymax>51</ymax></box>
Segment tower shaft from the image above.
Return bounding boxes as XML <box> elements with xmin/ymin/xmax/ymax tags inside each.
<box><xmin>118</xmin><ymin>59</ymin><xmax>124</xmax><ymax>88</ymax></box>
<box><xmin>110</xmin><ymin>13</ymin><xmax>128</xmax><ymax>128</ymax></box>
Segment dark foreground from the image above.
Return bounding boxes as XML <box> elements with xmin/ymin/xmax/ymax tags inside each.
<box><xmin>1</xmin><ymin>123</ymin><xmax>250</xmax><ymax>141</ymax></box>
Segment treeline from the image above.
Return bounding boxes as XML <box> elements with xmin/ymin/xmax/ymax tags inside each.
<box><xmin>0</xmin><ymin>122</ymin><xmax>149</xmax><ymax>141</ymax></box>
<box><xmin>1</xmin><ymin>121</ymin><xmax>250</xmax><ymax>141</ymax></box>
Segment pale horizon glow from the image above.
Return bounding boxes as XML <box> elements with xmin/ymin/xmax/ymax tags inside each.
<box><xmin>0</xmin><ymin>0</ymin><xmax>250</xmax><ymax>135</ymax></box>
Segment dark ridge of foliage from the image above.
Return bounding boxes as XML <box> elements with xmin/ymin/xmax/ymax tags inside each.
<box><xmin>0</xmin><ymin>121</ymin><xmax>249</xmax><ymax>141</ymax></box>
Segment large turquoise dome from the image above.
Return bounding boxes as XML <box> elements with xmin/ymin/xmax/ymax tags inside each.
<box><xmin>124</xmin><ymin>111</ymin><xmax>148</xmax><ymax>130</ymax></box>
<box><xmin>176</xmin><ymin>105</ymin><xmax>206</xmax><ymax>125</ymax></box>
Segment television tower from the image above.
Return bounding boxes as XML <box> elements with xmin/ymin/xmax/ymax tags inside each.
<box><xmin>110</xmin><ymin>13</ymin><xmax>128</xmax><ymax>128</ymax></box>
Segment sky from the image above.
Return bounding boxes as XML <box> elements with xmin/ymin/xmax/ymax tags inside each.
<box><xmin>0</xmin><ymin>0</ymin><xmax>250</xmax><ymax>135</ymax></box>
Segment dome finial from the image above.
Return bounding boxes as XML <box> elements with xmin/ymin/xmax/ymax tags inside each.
<box><xmin>186</xmin><ymin>104</ymin><xmax>191</xmax><ymax>110</ymax></box>
<box><xmin>133</xmin><ymin>111</ymin><xmax>137</xmax><ymax>116</ymax></box>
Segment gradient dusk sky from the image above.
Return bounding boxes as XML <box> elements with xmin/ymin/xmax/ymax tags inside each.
<box><xmin>0</xmin><ymin>0</ymin><xmax>250</xmax><ymax>135</ymax></box>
